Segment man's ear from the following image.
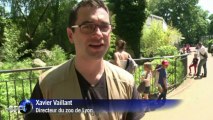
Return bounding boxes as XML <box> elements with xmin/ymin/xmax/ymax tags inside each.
<box><xmin>67</xmin><ymin>27</ymin><xmax>74</xmax><ymax>44</ymax></box>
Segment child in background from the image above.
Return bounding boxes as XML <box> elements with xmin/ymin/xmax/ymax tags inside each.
<box><xmin>153</xmin><ymin>64</ymin><xmax>163</xmax><ymax>94</ymax></box>
<box><xmin>189</xmin><ymin>54</ymin><xmax>198</xmax><ymax>76</ymax></box>
<box><xmin>141</xmin><ymin>62</ymin><xmax>152</xmax><ymax>99</ymax></box>
<box><xmin>157</xmin><ymin>60</ymin><xmax>169</xmax><ymax>102</ymax></box>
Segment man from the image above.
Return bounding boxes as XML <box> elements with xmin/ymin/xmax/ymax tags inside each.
<box><xmin>195</xmin><ymin>43</ymin><xmax>208</xmax><ymax>79</ymax></box>
<box><xmin>211</xmin><ymin>44</ymin><xmax>213</xmax><ymax>56</ymax></box>
<box><xmin>157</xmin><ymin>60</ymin><xmax>169</xmax><ymax>102</ymax></box>
<box><xmin>25</xmin><ymin>0</ymin><xmax>144</xmax><ymax>120</ymax></box>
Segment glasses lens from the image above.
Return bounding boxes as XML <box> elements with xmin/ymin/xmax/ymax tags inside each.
<box><xmin>99</xmin><ymin>24</ymin><xmax>111</xmax><ymax>32</ymax></box>
<box><xmin>80</xmin><ymin>23</ymin><xmax>96</xmax><ymax>34</ymax></box>
<box><xmin>80</xmin><ymin>23</ymin><xmax>111</xmax><ymax>34</ymax></box>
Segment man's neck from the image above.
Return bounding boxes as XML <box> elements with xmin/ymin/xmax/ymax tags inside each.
<box><xmin>74</xmin><ymin>56</ymin><xmax>105</xmax><ymax>85</ymax></box>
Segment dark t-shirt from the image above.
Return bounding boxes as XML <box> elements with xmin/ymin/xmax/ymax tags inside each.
<box><xmin>192</xmin><ymin>58</ymin><xmax>198</xmax><ymax>65</ymax></box>
<box><xmin>158</xmin><ymin>68</ymin><xmax>167</xmax><ymax>85</ymax></box>
<box><xmin>25</xmin><ymin>69</ymin><xmax>144</xmax><ymax>120</ymax></box>
<box><xmin>76</xmin><ymin>70</ymin><xmax>108</xmax><ymax>100</ymax></box>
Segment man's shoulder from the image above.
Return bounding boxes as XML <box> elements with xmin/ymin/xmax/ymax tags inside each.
<box><xmin>200</xmin><ymin>46</ymin><xmax>207</xmax><ymax>51</ymax></box>
<box><xmin>39</xmin><ymin>59</ymin><xmax>73</xmax><ymax>87</ymax></box>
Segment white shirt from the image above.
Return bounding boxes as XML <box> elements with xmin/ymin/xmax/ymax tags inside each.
<box><xmin>198</xmin><ymin>46</ymin><xmax>207</xmax><ymax>59</ymax></box>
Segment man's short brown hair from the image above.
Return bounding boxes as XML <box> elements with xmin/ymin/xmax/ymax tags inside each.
<box><xmin>68</xmin><ymin>0</ymin><xmax>109</xmax><ymax>28</ymax></box>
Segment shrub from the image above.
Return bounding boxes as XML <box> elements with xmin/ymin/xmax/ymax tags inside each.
<box><xmin>207</xmin><ymin>39</ymin><xmax>213</xmax><ymax>53</ymax></box>
<box><xmin>156</xmin><ymin>45</ymin><xmax>179</xmax><ymax>56</ymax></box>
<box><xmin>32</xmin><ymin>41</ymin><xmax>68</xmax><ymax>66</ymax></box>
<box><xmin>46</xmin><ymin>45</ymin><xmax>68</xmax><ymax>66</ymax></box>
<box><xmin>104</xmin><ymin>32</ymin><xmax>116</xmax><ymax>60</ymax></box>
<box><xmin>2</xmin><ymin>21</ymin><xmax>29</xmax><ymax>62</ymax></box>
<box><xmin>0</xmin><ymin>59</ymin><xmax>32</xmax><ymax>70</ymax></box>
<box><xmin>141</xmin><ymin>21</ymin><xmax>182</xmax><ymax>57</ymax></box>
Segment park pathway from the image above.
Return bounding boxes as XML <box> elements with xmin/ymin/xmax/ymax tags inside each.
<box><xmin>143</xmin><ymin>48</ymin><xmax>213</xmax><ymax>120</ymax></box>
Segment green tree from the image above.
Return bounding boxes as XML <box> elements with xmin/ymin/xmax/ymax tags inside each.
<box><xmin>0</xmin><ymin>0</ymin><xmax>77</xmax><ymax>56</ymax></box>
<box><xmin>149</xmin><ymin>0</ymin><xmax>209</xmax><ymax>44</ymax></box>
<box><xmin>2</xmin><ymin>21</ymin><xmax>29</xmax><ymax>62</ymax></box>
<box><xmin>0</xmin><ymin>14</ymin><xmax>5</xmax><ymax>46</ymax></box>
<box><xmin>141</xmin><ymin>21</ymin><xmax>182</xmax><ymax>57</ymax></box>
<box><xmin>104</xmin><ymin>33</ymin><xmax>116</xmax><ymax>60</ymax></box>
<box><xmin>108</xmin><ymin>0</ymin><xmax>147</xmax><ymax>58</ymax></box>
<box><xmin>209</xmin><ymin>14</ymin><xmax>213</xmax><ymax>34</ymax></box>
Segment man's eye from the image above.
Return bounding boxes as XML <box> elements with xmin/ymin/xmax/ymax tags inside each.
<box><xmin>82</xmin><ymin>24</ymin><xmax>94</xmax><ymax>29</ymax></box>
<box><xmin>100</xmin><ymin>24</ymin><xmax>110</xmax><ymax>30</ymax></box>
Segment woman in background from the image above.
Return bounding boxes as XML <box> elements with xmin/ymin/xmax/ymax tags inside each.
<box><xmin>113</xmin><ymin>39</ymin><xmax>132</xmax><ymax>69</ymax></box>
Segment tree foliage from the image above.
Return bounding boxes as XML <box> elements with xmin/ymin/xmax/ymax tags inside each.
<box><xmin>104</xmin><ymin>33</ymin><xmax>116</xmax><ymax>60</ymax></box>
<box><xmin>2</xmin><ymin>21</ymin><xmax>30</xmax><ymax>62</ymax></box>
<box><xmin>108</xmin><ymin>0</ymin><xmax>147</xmax><ymax>58</ymax></box>
<box><xmin>148</xmin><ymin>0</ymin><xmax>209</xmax><ymax>44</ymax></box>
<box><xmin>0</xmin><ymin>0</ymin><xmax>77</xmax><ymax>56</ymax></box>
<box><xmin>209</xmin><ymin>14</ymin><xmax>213</xmax><ymax>34</ymax></box>
<box><xmin>141</xmin><ymin>21</ymin><xmax>181</xmax><ymax>57</ymax></box>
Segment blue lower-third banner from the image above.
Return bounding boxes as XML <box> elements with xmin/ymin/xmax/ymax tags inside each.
<box><xmin>18</xmin><ymin>99</ymin><xmax>181</xmax><ymax>114</ymax></box>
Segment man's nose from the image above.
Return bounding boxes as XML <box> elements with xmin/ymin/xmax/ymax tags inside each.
<box><xmin>93</xmin><ymin>27</ymin><xmax>103</xmax><ymax>38</ymax></box>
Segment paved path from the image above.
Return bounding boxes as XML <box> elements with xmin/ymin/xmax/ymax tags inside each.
<box><xmin>143</xmin><ymin>49</ymin><xmax>213</xmax><ymax>120</ymax></box>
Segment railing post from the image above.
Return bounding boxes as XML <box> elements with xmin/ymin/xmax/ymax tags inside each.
<box><xmin>5</xmin><ymin>81</ymin><xmax>10</xmax><ymax>120</ymax></box>
<box><xmin>0</xmin><ymin>105</ymin><xmax>3</xmax><ymax>120</ymax></box>
<box><xmin>174</xmin><ymin>57</ymin><xmax>177</xmax><ymax>88</ymax></box>
<box><xmin>185</xmin><ymin>55</ymin><xmax>188</xmax><ymax>78</ymax></box>
<box><xmin>29</xmin><ymin>70</ymin><xmax>33</xmax><ymax>93</ymax></box>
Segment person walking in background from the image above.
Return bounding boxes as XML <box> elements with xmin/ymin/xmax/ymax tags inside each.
<box><xmin>140</xmin><ymin>62</ymin><xmax>152</xmax><ymax>99</ymax></box>
<box><xmin>157</xmin><ymin>60</ymin><xmax>169</xmax><ymax>102</ymax></box>
<box><xmin>189</xmin><ymin>53</ymin><xmax>199</xmax><ymax>76</ymax></box>
<box><xmin>181</xmin><ymin>44</ymin><xmax>186</xmax><ymax>54</ymax></box>
<box><xmin>186</xmin><ymin>44</ymin><xmax>191</xmax><ymax>53</ymax></box>
<box><xmin>211</xmin><ymin>44</ymin><xmax>213</xmax><ymax>56</ymax></box>
<box><xmin>195</xmin><ymin>43</ymin><xmax>208</xmax><ymax>79</ymax></box>
<box><xmin>113</xmin><ymin>39</ymin><xmax>131</xmax><ymax>69</ymax></box>
<box><xmin>113</xmin><ymin>39</ymin><xmax>137</xmax><ymax>74</ymax></box>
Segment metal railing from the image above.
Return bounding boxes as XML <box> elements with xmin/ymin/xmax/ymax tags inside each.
<box><xmin>0</xmin><ymin>54</ymin><xmax>188</xmax><ymax>119</ymax></box>
<box><xmin>133</xmin><ymin>53</ymin><xmax>189</xmax><ymax>95</ymax></box>
<box><xmin>0</xmin><ymin>67</ymin><xmax>52</xmax><ymax>120</ymax></box>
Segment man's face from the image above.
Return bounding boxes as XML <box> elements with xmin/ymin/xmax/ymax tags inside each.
<box><xmin>197</xmin><ymin>44</ymin><xmax>201</xmax><ymax>49</ymax></box>
<box><xmin>67</xmin><ymin>6</ymin><xmax>111</xmax><ymax>60</ymax></box>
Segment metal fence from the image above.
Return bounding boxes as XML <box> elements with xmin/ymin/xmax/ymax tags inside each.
<box><xmin>0</xmin><ymin>54</ymin><xmax>188</xmax><ymax>119</ymax></box>
<box><xmin>0</xmin><ymin>67</ymin><xmax>52</xmax><ymax>120</ymax></box>
<box><xmin>133</xmin><ymin>54</ymin><xmax>188</xmax><ymax>95</ymax></box>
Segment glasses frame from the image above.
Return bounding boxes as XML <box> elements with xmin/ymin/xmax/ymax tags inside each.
<box><xmin>71</xmin><ymin>22</ymin><xmax>112</xmax><ymax>34</ymax></box>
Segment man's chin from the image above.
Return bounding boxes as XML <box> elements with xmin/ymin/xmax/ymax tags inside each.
<box><xmin>87</xmin><ymin>51</ymin><xmax>107</xmax><ymax>60</ymax></box>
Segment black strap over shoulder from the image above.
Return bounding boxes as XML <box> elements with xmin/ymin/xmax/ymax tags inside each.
<box><xmin>125</xmin><ymin>54</ymin><xmax>131</xmax><ymax>70</ymax></box>
<box><xmin>125</xmin><ymin>58</ymin><xmax>130</xmax><ymax>70</ymax></box>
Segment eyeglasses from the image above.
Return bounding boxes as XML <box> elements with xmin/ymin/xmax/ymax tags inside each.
<box><xmin>71</xmin><ymin>23</ymin><xmax>111</xmax><ymax>34</ymax></box>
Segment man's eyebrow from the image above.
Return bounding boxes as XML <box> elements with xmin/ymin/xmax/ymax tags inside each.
<box><xmin>79</xmin><ymin>21</ymin><xmax>110</xmax><ymax>25</ymax></box>
<box><xmin>79</xmin><ymin>21</ymin><xmax>93</xmax><ymax>25</ymax></box>
<box><xmin>100</xmin><ymin>21</ymin><xmax>110</xmax><ymax>24</ymax></box>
